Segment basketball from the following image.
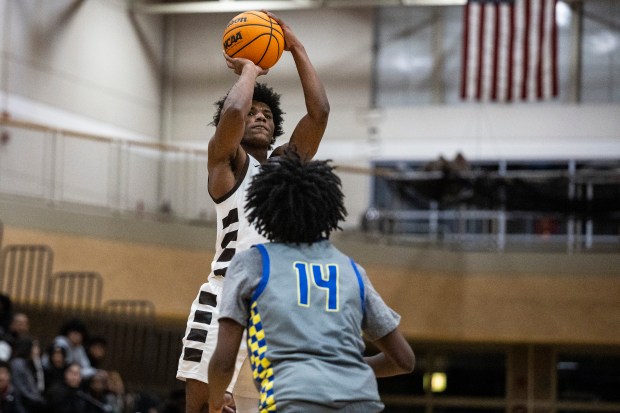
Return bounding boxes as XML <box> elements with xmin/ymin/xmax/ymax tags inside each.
<box><xmin>222</xmin><ymin>11</ymin><xmax>285</xmax><ymax>70</ymax></box>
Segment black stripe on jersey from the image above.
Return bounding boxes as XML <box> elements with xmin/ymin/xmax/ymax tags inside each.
<box><xmin>220</xmin><ymin>230</ymin><xmax>237</xmax><ymax>249</ymax></box>
<box><xmin>182</xmin><ymin>347</ymin><xmax>203</xmax><ymax>362</ymax></box>
<box><xmin>187</xmin><ymin>328</ymin><xmax>208</xmax><ymax>343</ymax></box>
<box><xmin>222</xmin><ymin>208</ymin><xmax>239</xmax><ymax>229</ymax></box>
<box><xmin>193</xmin><ymin>310</ymin><xmax>213</xmax><ymax>325</ymax></box>
<box><xmin>199</xmin><ymin>291</ymin><xmax>217</xmax><ymax>307</ymax></box>
<box><xmin>213</xmin><ymin>267</ymin><xmax>227</xmax><ymax>277</ymax></box>
<box><xmin>216</xmin><ymin>248</ymin><xmax>236</xmax><ymax>264</ymax></box>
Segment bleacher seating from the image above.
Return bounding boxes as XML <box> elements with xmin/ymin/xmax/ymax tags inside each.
<box><xmin>46</xmin><ymin>270</ymin><xmax>104</xmax><ymax>311</ymax></box>
<box><xmin>0</xmin><ymin>242</ymin><xmax>183</xmax><ymax>395</ymax></box>
<box><xmin>0</xmin><ymin>244</ymin><xmax>53</xmax><ymax>305</ymax></box>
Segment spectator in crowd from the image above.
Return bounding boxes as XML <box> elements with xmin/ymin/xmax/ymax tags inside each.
<box><xmin>0</xmin><ymin>333</ymin><xmax>12</xmax><ymax>361</ymax></box>
<box><xmin>44</xmin><ymin>362</ymin><xmax>106</xmax><ymax>413</ymax></box>
<box><xmin>85</xmin><ymin>335</ymin><xmax>128</xmax><ymax>411</ymax></box>
<box><xmin>419</xmin><ymin>152</ymin><xmax>472</xmax><ymax>205</ymax></box>
<box><xmin>8</xmin><ymin>313</ymin><xmax>31</xmax><ymax>341</ymax></box>
<box><xmin>160</xmin><ymin>388</ymin><xmax>185</xmax><ymax>413</ymax></box>
<box><xmin>0</xmin><ymin>294</ymin><xmax>14</xmax><ymax>361</ymax></box>
<box><xmin>31</xmin><ymin>338</ymin><xmax>45</xmax><ymax>394</ymax></box>
<box><xmin>83</xmin><ymin>370</ymin><xmax>122</xmax><ymax>413</ymax></box>
<box><xmin>85</xmin><ymin>336</ymin><xmax>108</xmax><ymax>370</ymax></box>
<box><xmin>0</xmin><ymin>294</ymin><xmax>14</xmax><ymax>335</ymax></box>
<box><xmin>105</xmin><ymin>370</ymin><xmax>127</xmax><ymax>413</ymax></box>
<box><xmin>128</xmin><ymin>391</ymin><xmax>160</xmax><ymax>413</ymax></box>
<box><xmin>43</xmin><ymin>344</ymin><xmax>68</xmax><ymax>392</ymax></box>
<box><xmin>0</xmin><ymin>359</ymin><xmax>27</xmax><ymax>413</ymax></box>
<box><xmin>46</xmin><ymin>318</ymin><xmax>97</xmax><ymax>379</ymax></box>
<box><xmin>9</xmin><ymin>336</ymin><xmax>46</xmax><ymax>412</ymax></box>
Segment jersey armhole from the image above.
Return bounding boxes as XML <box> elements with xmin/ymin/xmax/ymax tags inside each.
<box><xmin>350</xmin><ymin>258</ymin><xmax>366</xmax><ymax>314</ymax></box>
<box><xmin>210</xmin><ymin>154</ymin><xmax>251</xmax><ymax>204</ymax></box>
<box><xmin>252</xmin><ymin>244</ymin><xmax>270</xmax><ymax>301</ymax></box>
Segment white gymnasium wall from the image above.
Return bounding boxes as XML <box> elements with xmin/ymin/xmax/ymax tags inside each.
<box><xmin>0</xmin><ymin>0</ymin><xmax>163</xmax><ymax>138</ymax></box>
<box><xmin>374</xmin><ymin>104</ymin><xmax>620</xmax><ymax>161</ymax></box>
<box><xmin>0</xmin><ymin>0</ymin><xmax>166</xmax><ymax>214</ymax></box>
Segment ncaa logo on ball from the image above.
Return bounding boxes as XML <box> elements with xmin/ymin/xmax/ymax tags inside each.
<box><xmin>223</xmin><ymin>31</ymin><xmax>243</xmax><ymax>51</ymax></box>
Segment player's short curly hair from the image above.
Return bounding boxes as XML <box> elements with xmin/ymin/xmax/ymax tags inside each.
<box><xmin>211</xmin><ymin>82</ymin><xmax>285</xmax><ymax>147</ymax></box>
<box><xmin>245</xmin><ymin>149</ymin><xmax>347</xmax><ymax>244</ymax></box>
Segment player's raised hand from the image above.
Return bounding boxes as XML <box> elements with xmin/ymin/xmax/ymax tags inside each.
<box><xmin>261</xmin><ymin>10</ymin><xmax>301</xmax><ymax>51</ymax></box>
<box><xmin>223</xmin><ymin>52</ymin><xmax>268</xmax><ymax>76</ymax></box>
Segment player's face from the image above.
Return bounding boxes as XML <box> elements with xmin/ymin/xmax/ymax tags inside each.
<box><xmin>243</xmin><ymin>100</ymin><xmax>275</xmax><ymax>148</ymax></box>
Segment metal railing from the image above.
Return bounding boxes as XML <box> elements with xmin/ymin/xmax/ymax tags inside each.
<box><xmin>363</xmin><ymin>207</ymin><xmax>620</xmax><ymax>253</ymax></box>
<box><xmin>0</xmin><ymin>244</ymin><xmax>54</xmax><ymax>304</ymax></box>
<box><xmin>0</xmin><ymin>115</ymin><xmax>213</xmax><ymax>223</ymax></box>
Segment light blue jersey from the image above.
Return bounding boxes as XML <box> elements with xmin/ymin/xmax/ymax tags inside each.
<box><xmin>221</xmin><ymin>240</ymin><xmax>401</xmax><ymax>412</ymax></box>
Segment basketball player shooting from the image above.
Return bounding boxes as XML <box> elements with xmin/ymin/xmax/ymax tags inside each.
<box><xmin>207</xmin><ymin>150</ymin><xmax>416</xmax><ymax>413</ymax></box>
<box><xmin>176</xmin><ymin>10</ymin><xmax>330</xmax><ymax>413</ymax></box>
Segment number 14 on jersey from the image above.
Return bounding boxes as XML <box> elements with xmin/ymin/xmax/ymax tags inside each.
<box><xmin>294</xmin><ymin>261</ymin><xmax>339</xmax><ymax>312</ymax></box>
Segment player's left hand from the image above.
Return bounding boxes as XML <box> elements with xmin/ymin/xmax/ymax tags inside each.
<box><xmin>209</xmin><ymin>392</ymin><xmax>236</xmax><ymax>413</ymax></box>
<box><xmin>261</xmin><ymin>10</ymin><xmax>301</xmax><ymax>51</ymax></box>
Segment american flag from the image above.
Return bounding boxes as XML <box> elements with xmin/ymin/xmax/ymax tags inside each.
<box><xmin>460</xmin><ymin>0</ymin><xmax>558</xmax><ymax>102</ymax></box>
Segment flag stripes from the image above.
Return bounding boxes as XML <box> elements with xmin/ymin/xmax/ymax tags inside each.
<box><xmin>461</xmin><ymin>0</ymin><xmax>558</xmax><ymax>102</ymax></box>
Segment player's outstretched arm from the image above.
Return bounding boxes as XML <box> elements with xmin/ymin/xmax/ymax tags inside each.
<box><xmin>264</xmin><ymin>10</ymin><xmax>330</xmax><ymax>161</ymax></box>
<box><xmin>208</xmin><ymin>56</ymin><xmax>267</xmax><ymax>199</ymax></box>
<box><xmin>208</xmin><ymin>318</ymin><xmax>246</xmax><ymax>413</ymax></box>
<box><xmin>211</xmin><ymin>54</ymin><xmax>267</xmax><ymax>158</ymax></box>
<box><xmin>365</xmin><ymin>329</ymin><xmax>416</xmax><ymax>378</ymax></box>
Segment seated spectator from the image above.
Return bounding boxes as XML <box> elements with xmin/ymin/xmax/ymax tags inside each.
<box><xmin>86</xmin><ymin>334</ymin><xmax>129</xmax><ymax>412</ymax></box>
<box><xmin>30</xmin><ymin>339</ymin><xmax>45</xmax><ymax>394</ymax></box>
<box><xmin>85</xmin><ymin>336</ymin><xmax>108</xmax><ymax>370</ymax></box>
<box><xmin>419</xmin><ymin>152</ymin><xmax>472</xmax><ymax>205</ymax></box>
<box><xmin>0</xmin><ymin>294</ymin><xmax>14</xmax><ymax>362</ymax></box>
<box><xmin>0</xmin><ymin>334</ymin><xmax>11</xmax><ymax>362</ymax></box>
<box><xmin>43</xmin><ymin>344</ymin><xmax>68</xmax><ymax>392</ymax></box>
<box><xmin>128</xmin><ymin>391</ymin><xmax>160</xmax><ymax>413</ymax></box>
<box><xmin>160</xmin><ymin>388</ymin><xmax>185</xmax><ymax>413</ymax></box>
<box><xmin>9</xmin><ymin>336</ymin><xmax>46</xmax><ymax>412</ymax></box>
<box><xmin>8</xmin><ymin>313</ymin><xmax>31</xmax><ymax>340</ymax></box>
<box><xmin>0</xmin><ymin>359</ymin><xmax>27</xmax><ymax>413</ymax></box>
<box><xmin>0</xmin><ymin>294</ymin><xmax>14</xmax><ymax>335</ymax></box>
<box><xmin>45</xmin><ymin>318</ymin><xmax>97</xmax><ymax>379</ymax></box>
<box><xmin>83</xmin><ymin>370</ymin><xmax>123</xmax><ymax>413</ymax></box>
<box><xmin>106</xmin><ymin>370</ymin><xmax>127</xmax><ymax>413</ymax></box>
<box><xmin>44</xmin><ymin>362</ymin><xmax>106</xmax><ymax>413</ymax></box>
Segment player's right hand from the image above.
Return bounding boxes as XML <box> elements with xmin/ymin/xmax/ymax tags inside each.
<box><xmin>223</xmin><ymin>52</ymin><xmax>268</xmax><ymax>77</ymax></box>
<box><xmin>223</xmin><ymin>392</ymin><xmax>236</xmax><ymax>412</ymax></box>
<box><xmin>262</xmin><ymin>10</ymin><xmax>301</xmax><ymax>52</ymax></box>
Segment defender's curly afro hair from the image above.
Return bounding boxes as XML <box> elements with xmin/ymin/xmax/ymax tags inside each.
<box><xmin>212</xmin><ymin>83</ymin><xmax>285</xmax><ymax>147</ymax></box>
<box><xmin>245</xmin><ymin>150</ymin><xmax>347</xmax><ymax>244</ymax></box>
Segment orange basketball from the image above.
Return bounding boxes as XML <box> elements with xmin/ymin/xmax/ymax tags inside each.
<box><xmin>222</xmin><ymin>11</ymin><xmax>285</xmax><ymax>70</ymax></box>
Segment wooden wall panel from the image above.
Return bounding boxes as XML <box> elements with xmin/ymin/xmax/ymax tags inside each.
<box><xmin>3</xmin><ymin>225</ymin><xmax>620</xmax><ymax>346</ymax></box>
<box><xmin>2</xmin><ymin>225</ymin><xmax>213</xmax><ymax>318</ymax></box>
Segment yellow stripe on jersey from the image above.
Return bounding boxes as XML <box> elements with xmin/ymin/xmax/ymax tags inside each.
<box><xmin>248</xmin><ymin>301</ymin><xmax>276</xmax><ymax>412</ymax></box>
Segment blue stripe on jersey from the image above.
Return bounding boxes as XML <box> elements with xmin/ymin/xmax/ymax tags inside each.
<box><xmin>350</xmin><ymin>258</ymin><xmax>365</xmax><ymax>314</ymax></box>
<box><xmin>252</xmin><ymin>244</ymin><xmax>270</xmax><ymax>301</ymax></box>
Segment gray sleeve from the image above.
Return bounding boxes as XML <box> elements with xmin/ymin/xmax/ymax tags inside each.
<box><xmin>357</xmin><ymin>264</ymin><xmax>402</xmax><ymax>341</ymax></box>
<box><xmin>219</xmin><ymin>247</ymin><xmax>264</xmax><ymax>326</ymax></box>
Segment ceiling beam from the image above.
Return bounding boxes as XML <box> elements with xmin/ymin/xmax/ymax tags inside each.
<box><xmin>131</xmin><ymin>0</ymin><xmax>467</xmax><ymax>14</ymax></box>
<box><xmin>132</xmin><ymin>1</ymin><xmax>320</xmax><ymax>14</ymax></box>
